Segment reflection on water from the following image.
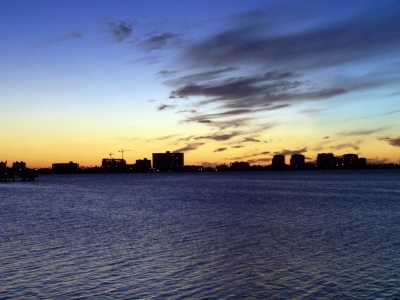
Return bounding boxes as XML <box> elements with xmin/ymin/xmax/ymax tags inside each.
<box><xmin>1</xmin><ymin>170</ymin><xmax>400</xmax><ymax>298</ymax></box>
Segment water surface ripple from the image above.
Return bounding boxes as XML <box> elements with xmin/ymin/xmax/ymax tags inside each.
<box><xmin>1</xmin><ymin>170</ymin><xmax>400</xmax><ymax>298</ymax></box>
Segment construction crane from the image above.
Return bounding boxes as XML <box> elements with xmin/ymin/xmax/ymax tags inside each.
<box><xmin>119</xmin><ymin>149</ymin><xmax>131</xmax><ymax>159</ymax></box>
<box><xmin>108</xmin><ymin>152</ymin><xmax>114</xmax><ymax>159</ymax></box>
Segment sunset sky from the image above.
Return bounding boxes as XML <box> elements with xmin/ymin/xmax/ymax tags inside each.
<box><xmin>1</xmin><ymin>0</ymin><xmax>400</xmax><ymax>168</ymax></box>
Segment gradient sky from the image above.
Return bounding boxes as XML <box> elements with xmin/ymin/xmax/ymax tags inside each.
<box><xmin>1</xmin><ymin>0</ymin><xmax>400</xmax><ymax>168</ymax></box>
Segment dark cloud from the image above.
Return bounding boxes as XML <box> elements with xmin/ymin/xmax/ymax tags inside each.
<box><xmin>176</xmin><ymin>109</ymin><xmax>197</xmax><ymax>114</ymax></box>
<box><xmin>170</xmin><ymin>71</ymin><xmax>344</xmax><ymax>111</ymax></box>
<box><xmin>198</xmin><ymin>120</ymin><xmax>212</xmax><ymax>123</ymax></box>
<box><xmin>174</xmin><ymin>143</ymin><xmax>204</xmax><ymax>152</ymax></box>
<box><xmin>383</xmin><ymin>137</ymin><xmax>400</xmax><ymax>147</ymax></box>
<box><xmin>232</xmin><ymin>145</ymin><xmax>244</xmax><ymax>149</ymax></box>
<box><xmin>228</xmin><ymin>150</ymin><xmax>271</xmax><ymax>161</ymax></box>
<box><xmin>239</xmin><ymin>137</ymin><xmax>261</xmax><ymax>143</ymax></box>
<box><xmin>214</xmin><ymin>148</ymin><xmax>227</xmax><ymax>152</ymax></box>
<box><xmin>247</xmin><ymin>158</ymin><xmax>272</xmax><ymax>164</ymax></box>
<box><xmin>184</xmin><ymin>5</ymin><xmax>400</xmax><ymax>70</ymax></box>
<box><xmin>106</xmin><ymin>21</ymin><xmax>134</xmax><ymax>43</ymax></box>
<box><xmin>195</xmin><ymin>132</ymin><xmax>240</xmax><ymax>141</ymax></box>
<box><xmin>141</xmin><ymin>32</ymin><xmax>180</xmax><ymax>51</ymax></box>
<box><xmin>323</xmin><ymin>136</ymin><xmax>330</xmax><ymax>139</ymax></box>
<box><xmin>389</xmin><ymin>137</ymin><xmax>400</xmax><ymax>145</ymax></box>
<box><xmin>156</xmin><ymin>104</ymin><xmax>175</xmax><ymax>111</ymax></box>
<box><xmin>258</xmin><ymin>151</ymin><xmax>271</xmax><ymax>155</ymax></box>
<box><xmin>275</xmin><ymin>148</ymin><xmax>307</xmax><ymax>156</ymax></box>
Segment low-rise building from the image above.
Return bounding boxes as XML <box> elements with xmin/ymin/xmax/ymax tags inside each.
<box><xmin>135</xmin><ymin>158</ymin><xmax>151</xmax><ymax>172</ymax></box>
<box><xmin>102</xmin><ymin>158</ymin><xmax>126</xmax><ymax>172</ymax></box>
<box><xmin>12</xmin><ymin>161</ymin><xmax>26</xmax><ymax>172</ymax></box>
<box><xmin>52</xmin><ymin>161</ymin><xmax>79</xmax><ymax>174</ymax></box>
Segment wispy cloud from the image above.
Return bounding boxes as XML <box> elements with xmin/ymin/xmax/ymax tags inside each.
<box><xmin>37</xmin><ymin>31</ymin><xmax>83</xmax><ymax>47</ymax></box>
<box><xmin>156</xmin><ymin>104</ymin><xmax>176</xmax><ymax>111</ymax></box>
<box><xmin>330</xmin><ymin>142</ymin><xmax>362</xmax><ymax>151</ymax></box>
<box><xmin>140</xmin><ymin>32</ymin><xmax>180</xmax><ymax>51</ymax></box>
<box><xmin>338</xmin><ymin>128</ymin><xmax>385</xmax><ymax>136</ymax></box>
<box><xmin>275</xmin><ymin>148</ymin><xmax>307</xmax><ymax>156</ymax></box>
<box><xmin>214</xmin><ymin>148</ymin><xmax>227</xmax><ymax>152</ymax></box>
<box><xmin>247</xmin><ymin>158</ymin><xmax>272</xmax><ymax>164</ymax></box>
<box><xmin>174</xmin><ymin>143</ymin><xmax>204</xmax><ymax>152</ymax></box>
<box><xmin>147</xmin><ymin>134</ymin><xmax>179</xmax><ymax>142</ymax></box>
<box><xmin>194</xmin><ymin>132</ymin><xmax>240</xmax><ymax>141</ymax></box>
<box><xmin>157</xmin><ymin>70</ymin><xmax>179</xmax><ymax>77</ymax></box>
<box><xmin>106</xmin><ymin>20</ymin><xmax>134</xmax><ymax>43</ymax></box>
<box><xmin>164</xmin><ymin>67</ymin><xmax>237</xmax><ymax>87</ymax></box>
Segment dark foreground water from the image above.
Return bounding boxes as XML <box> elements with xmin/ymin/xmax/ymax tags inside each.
<box><xmin>1</xmin><ymin>170</ymin><xmax>400</xmax><ymax>299</ymax></box>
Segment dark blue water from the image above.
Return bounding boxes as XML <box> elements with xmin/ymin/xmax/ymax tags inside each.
<box><xmin>1</xmin><ymin>170</ymin><xmax>400</xmax><ymax>299</ymax></box>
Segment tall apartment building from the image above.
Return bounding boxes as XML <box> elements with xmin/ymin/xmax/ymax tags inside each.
<box><xmin>316</xmin><ymin>153</ymin><xmax>335</xmax><ymax>168</ymax></box>
<box><xmin>152</xmin><ymin>151</ymin><xmax>184</xmax><ymax>172</ymax></box>
<box><xmin>290</xmin><ymin>154</ymin><xmax>305</xmax><ymax>168</ymax></box>
<box><xmin>272</xmin><ymin>154</ymin><xmax>285</xmax><ymax>166</ymax></box>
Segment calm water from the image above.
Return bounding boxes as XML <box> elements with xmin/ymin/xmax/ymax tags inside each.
<box><xmin>1</xmin><ymin>170</ymin><xmax>400</xmax><ymax>299</ymax></box>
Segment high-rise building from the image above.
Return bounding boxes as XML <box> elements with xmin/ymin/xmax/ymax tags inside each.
<box><xmin>317</xmin><ymin>153</ymin><xmax>335</xmax><ymax>169</ymax></box>
<box><xmin>290</xmin><ymin>154</ymin><xmax>305</xmax><ymax>168</ymax></box>
<box><xmin>0</xmin><ymin>161</ymin><xmax>7</xmax><ymax>170</ymax></box>
<box><xmin>343</xmin><ymin>154</ymin><xmax>359</xmax><ymax>166</ymax></box>
<box><xmin>152</xmin><ymin>151</ymin><xmax>184</xmax><ymax>172</ymax></box>
<box><xmin>272</xmin><ymin>154</ymin><xmax>285</xmax><ymax>166</ymax></box>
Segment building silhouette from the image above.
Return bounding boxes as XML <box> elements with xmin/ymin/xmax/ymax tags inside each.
<box><xmin>230</xmin><ymin>161</ymin><xmax>251</xmax><ymax>171</ymax></box>
<box><xmin>216</xmin><ymin>164</ymin><xmax>229</xmax><ymax>172</ymax></box>
<box><xmin>52</xmin><ymin>161</ymin><xmax>79</xmax><ymax>174</ymax></box>
<box><xmin>102</xmin><ymin>158</ymin><xmax>126</xmax><ymax>172</ymax></box>
<box><xmin>12</xmin><ymin>161</ymin><xmax>26</xmax><ymax>172</ymax></box>
<box><xmin>152</xmin><ymin>151</ymin><xmax>184</xmax><ymax>172</ymax></box>
<box><xmin>317</xmin><ymin>153</ymin><xmax>335</xmax><ymax>169</ymax></box>
<box><xmin>0</xmin><ymin>161</ymin><xmax>7</xmax><ymax>170</ymax></box>
<box><xmin>290</xmin><ymin>154</ymin><xmax>305</xmax><ymax>168</ymax></box>
<box><xmin>135</xmin><ymin>158</ymin><xmax>151</xmax><ymax>172</ymax></box>
<box><xmin>272</xmin><ymin>154</ymin><xmax>285</xmax><ymax>166</ymax></box>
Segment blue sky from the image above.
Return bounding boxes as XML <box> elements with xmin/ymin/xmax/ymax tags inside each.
<box><xmin>1</xmin><ymin>0</ymin><xmax>400</xmax><ymax>167</ymax></box>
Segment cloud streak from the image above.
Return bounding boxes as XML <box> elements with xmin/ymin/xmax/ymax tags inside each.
<box><xmin>140</xmin><ymin>32</ymin><xmax>180</xmax><ymax>51</ymax></box>
<box><xmin>174</xmin><ymin>143</ymin><xmax>204</xmax><ymax>152</ymax></box>
<box><xmin>184</xmin><ymin>4</ymin><xmax>400</xmax><ymax>70</ymax></box>
<box><xmin>156</xmin><ymin>104</ymin><xmax>176</xmax><ymax>111</ymax></box>
<box><xmin>106</xmin><ymin>20</ymin><xmax>134</xmax><ymax>43</ymax></box>
<box><xmin>37</xmin><ymin>31</ymin><xmax>83</xmax><ymax>46</ymax></box>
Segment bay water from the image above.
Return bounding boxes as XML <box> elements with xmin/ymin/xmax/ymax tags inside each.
<box><xmin>1</xmin><ymin>170</ymin><xmax>400</xmax><ymax>299</ymax></box>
